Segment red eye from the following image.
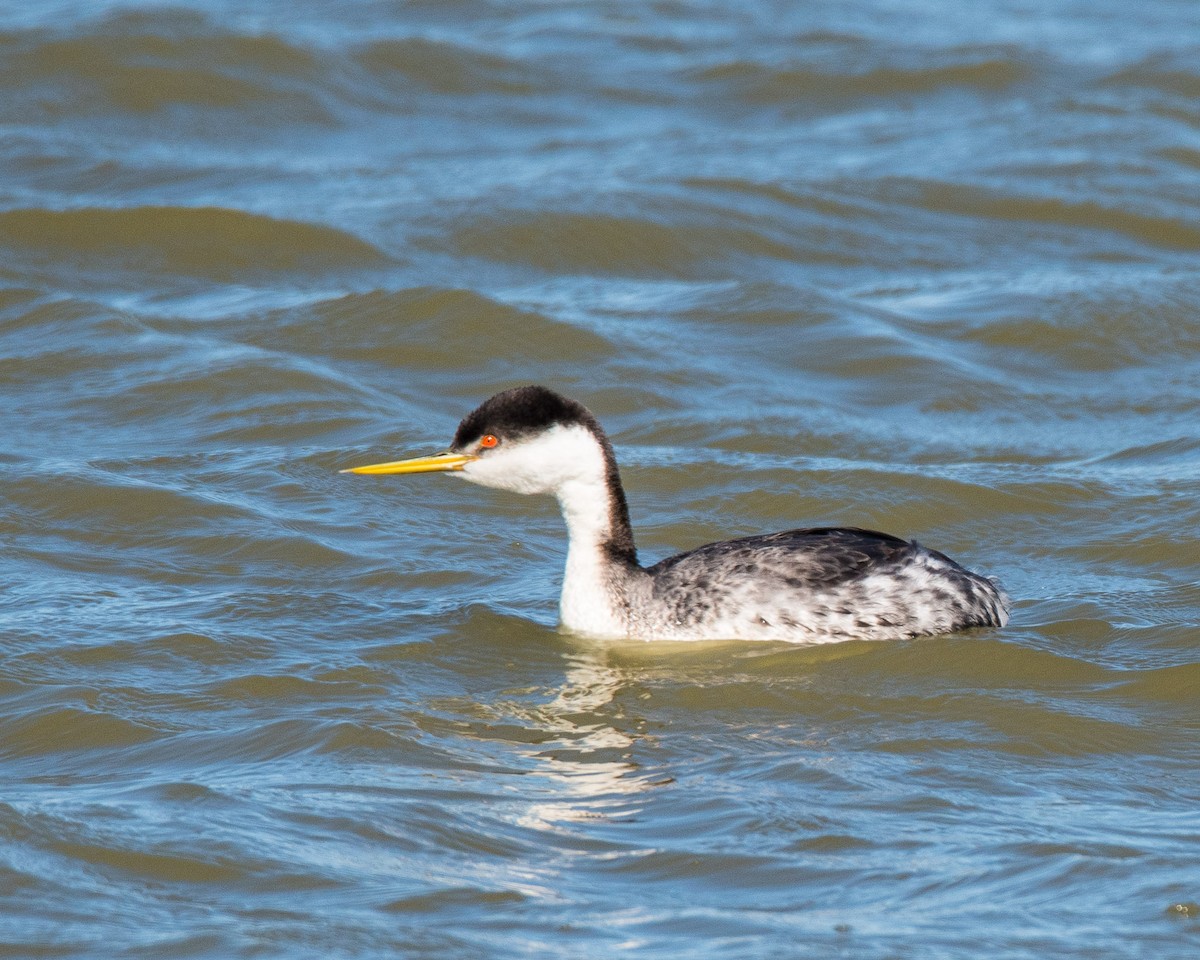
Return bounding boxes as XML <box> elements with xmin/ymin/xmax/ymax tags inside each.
<box><xmin>479</xmin><ymin>434</ymin><xmax>499</xmax><ymax>449</ymax></box>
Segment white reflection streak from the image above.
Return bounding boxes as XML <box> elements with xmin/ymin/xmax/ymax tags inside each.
<box><xmin>515</xmin><ymin>648</ymin><xmax>653</xmax><ymax>834</ymax></box>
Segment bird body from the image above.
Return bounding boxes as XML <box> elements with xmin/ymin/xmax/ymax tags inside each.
<box><xmin>345</xmin><ymin>385</ymin><xmax>1010</xmax><ymax>643</ymax></box>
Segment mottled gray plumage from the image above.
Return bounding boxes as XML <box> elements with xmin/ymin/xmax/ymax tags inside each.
<box><xmin>626</xmin><ymin>527</ymin><xmax>1010</xmax><ymax>641</ymax></box>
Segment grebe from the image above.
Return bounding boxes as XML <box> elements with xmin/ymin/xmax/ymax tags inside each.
<box><xmin>343</xmin><ymin>385</ymin><xmax>1010</xmax><ymax>642</ymax></box>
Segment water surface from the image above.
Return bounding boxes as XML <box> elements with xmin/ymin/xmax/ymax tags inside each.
<box><xmin>1</xmin><ymin>1</ymin><xmax>1198</xmax><ymax>957</ymax></box>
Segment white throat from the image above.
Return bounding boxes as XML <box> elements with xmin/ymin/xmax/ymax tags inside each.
<box><xmin>459</xmin><ymin>423</ymin><xmax>631</xmax><ymax>638</ymax></box>
<box><xmin>556</xmin><ymin>472</ymin><xmax>628</xmax><ymax>637</ymax></box>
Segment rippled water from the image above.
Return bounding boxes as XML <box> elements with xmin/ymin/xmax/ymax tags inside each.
<box><xmin>1</xmin><ymin>1</ymin><xmax>1198</xmax><ymax>957</ymax></box>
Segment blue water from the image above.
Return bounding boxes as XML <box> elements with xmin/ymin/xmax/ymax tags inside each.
<box><xmin>0</xmin><ymin>1</ymin><xmax>1198</xmax><ymax>957</ymax></box>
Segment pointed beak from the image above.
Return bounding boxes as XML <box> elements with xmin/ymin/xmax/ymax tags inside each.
<box><xmin>340</xmin><ymin>451</ymin><xmax>477</xmax><ymax>475</ymax></box>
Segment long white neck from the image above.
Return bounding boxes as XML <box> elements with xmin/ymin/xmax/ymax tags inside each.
<box><xmin>557</xmin><ymin>475</ymin><xmax>631</xmax><ymax>637</ymax></box>
<box><xmin>458</xmin><ymin>421</ymin><xmax>642</xmax><ymax>638</ymax></box>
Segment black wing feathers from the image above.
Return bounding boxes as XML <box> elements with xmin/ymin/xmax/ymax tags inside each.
<box><xmin>646</xmin><ymin>527</ymin><xmax>919</xmax><ymax>588</ymax></box>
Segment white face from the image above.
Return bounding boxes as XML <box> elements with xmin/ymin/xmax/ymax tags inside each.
<box><xmin>458</xmin><ymin>423</ymin><xmax>607</xmax><ymax>496</ymax></box>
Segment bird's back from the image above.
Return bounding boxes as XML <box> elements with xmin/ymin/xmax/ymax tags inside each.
<box><xmin>639</xmin><ymin>527</ymin><xmax>1010</xmax><ymax>642</ymax></box>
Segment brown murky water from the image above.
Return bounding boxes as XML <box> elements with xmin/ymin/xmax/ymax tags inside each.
<box><xmin>1</xmin><ymin>2</ymin><xmax>1198</xmax><ymax>957</ymax></box>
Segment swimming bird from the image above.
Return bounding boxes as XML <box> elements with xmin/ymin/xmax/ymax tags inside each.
<box><xmin>343</xmin><ymin>385</ymin><xmax>1010</xmax><ymax>643</ymax></box>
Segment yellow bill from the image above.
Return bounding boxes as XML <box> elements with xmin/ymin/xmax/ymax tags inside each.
<box><xmin>340</xmin><ymin>452</ymin><xmax>477</xmax><ymax>475</ymax></box>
